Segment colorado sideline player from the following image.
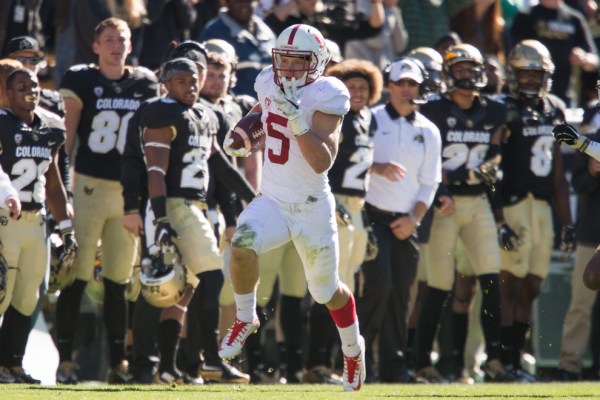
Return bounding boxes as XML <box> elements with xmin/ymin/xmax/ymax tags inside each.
<box><xmin>55</xmin><ymin>17</ymin><xmax>159</xmax><ymax>384</ymax></box>
<box><xmin>0</xmin><ymin>69</ymin><xmax>75</xmax><ymax>384</ymax></box>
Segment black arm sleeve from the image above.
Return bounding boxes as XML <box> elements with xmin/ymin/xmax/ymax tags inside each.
<box><xmin>120</xmin><ymin>113</ymin><xmax>147</xmax><ymax>213</ymax></box>
<box><xmin>208</xmin><ymin>150</ymin><xmax>256</xmax><ymax>204</ymax></box>
<box><xmin>58</xmin><ymin>145</ymin><xmax>71</xmax><ymax>199</ymax></box>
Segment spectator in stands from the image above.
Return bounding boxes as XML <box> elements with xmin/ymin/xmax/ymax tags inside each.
<box><xmin>510</xmin><ymin>0</ymin><xmax>599</xmax><ymax>106</ymax></box>
<box><xmin>450</xmin><ymin>0</ymin><xmax>509</xmax><ymax>63</ymax></box>
<box><xmin>399</xmin><ymin>0</ymin><xmax>471</xmax><ymax>51</ymax></box>
<box><xmin>0</xmin><ymin>0</ymin><xmax>45</xmax><ymax>57</ymax></box>
<box><xmin>263</xmin><ymin>0</ymin><xmax>385</xmax><ymax>55</ymax></box>
<box><xmin>345</xmin><ymin>0</ymin><xmax>408</xmax><ymax>70</ymax></box>
<box><xmin>138</xmin><ymin>0</ymin><xmax>197</xmax><ymax>70</ymax></box>
<box><xmin>198</xmin><ymin>0</ymin><xmax>276</xmax><ymax>98</ymax></box>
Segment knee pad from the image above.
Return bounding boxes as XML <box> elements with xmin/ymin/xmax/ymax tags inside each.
<box><xmin>231</xmin><ymin>223</ymin><xmax>258</xmax><ymax>250</ymax></box>
<box><xmin>308</xmin><ymin>282</ymin><xmax>338</xmax><ymax>305</ymax></box>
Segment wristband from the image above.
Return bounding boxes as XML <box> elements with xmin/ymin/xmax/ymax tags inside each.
<box><xmin>409</xmin><ymin>212</ymin><xmax>421</xmax><ymax>228</ymax></box>
<box><xmin>58</xmin><ymin>219</ymin><xmax>73</xmax><ymax>231</ymax></box>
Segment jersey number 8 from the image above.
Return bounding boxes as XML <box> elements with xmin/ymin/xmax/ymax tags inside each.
<box><xmin>89</xmin><ymin>111</ymin><xmax>134</xmax><ymax>154</ymax></box>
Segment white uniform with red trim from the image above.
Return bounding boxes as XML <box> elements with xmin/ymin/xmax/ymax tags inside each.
<box><xmin>258</xmin><ymin>66</ymin><xmax>349</xmax><ymax>202</ymax></box>
<box><xmin>232</xmin><ymin>66</ymin><xmax>350</xmax><ymax>303</ymax></box>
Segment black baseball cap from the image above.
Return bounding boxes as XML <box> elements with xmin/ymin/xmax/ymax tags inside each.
<box><xmin>5</xmin><ymin>36</ymin><xmax>44</xmax><ymax>58</ymax></box>
<box><xmin>161</xmin><ymin>58</ymin><xmax>199</xmax><ymax>82</ymax></box>
<box><xmin>171</xmin><ymin>41</ymin><xmax>207</xmax><ymax>69</ymax></box>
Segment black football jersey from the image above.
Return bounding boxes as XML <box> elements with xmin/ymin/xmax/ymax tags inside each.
<box><xmin>502</xmin><ymin>95</ymin><xmax>565</xmax><ymax>205</ymax></box>
<box><xmin>59</xmin><ymin>64</ymin><xmax>158</xmax><ymax>180</ymax></box>
<box><xmin>198</xmin><ymin>96</ymin><xmax>236</xmax><ymax>147</ymax></box>
<box><xmin>139</xmin><ymin>98</ymin><xmax>219</xmax><ymax>201</ymax></box>
<box><xmin>328</xmin><ymin>107</ymin><xmax>376</xmax><ymax>197</ymax></box>
<box><xmin>0</xmin><ymin>108</ymin><xmax>65</xmax><ymax>211</ymax></box>
<box><xmin>421</xmin><ymin>95</ymin><xmax>506</xmax><ymax>196</ymax></box>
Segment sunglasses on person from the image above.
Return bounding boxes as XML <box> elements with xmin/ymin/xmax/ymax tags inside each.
<box><xmin>13</xmin><ymin>56</ymin><xmax>42</xmax><ymax>65</ymax></box>
<box><xmin>391</xmin><ymin>80</ymin><xmax>419</xmax><ymax>87</ymax></box>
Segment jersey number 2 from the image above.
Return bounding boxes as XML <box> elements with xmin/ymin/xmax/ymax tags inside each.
<box><xmin>11</xmin><ymin>159</ymin><xmax>50</xmax><ymax>203</ymax></box>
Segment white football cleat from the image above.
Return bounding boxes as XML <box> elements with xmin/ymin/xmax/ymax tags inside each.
<box><xmin>342</xmin><ymin>335</ymin><xmax>366</xmax><ymax>392</ymax></box>
<box><xmin>218</xmin><ymin>318</ymin><xmax>260</xmax><ymax>360</ymax></box>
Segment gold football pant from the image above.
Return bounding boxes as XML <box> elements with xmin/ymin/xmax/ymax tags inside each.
<box><xmin>0</xmin><ymin>210</ymin><xmax>47</xmax><ymax>316</ymax></box>
<box><xmin>73</xmin><ymin>174</ymin><xmax>137</xmax><ymax>284</ymax></box>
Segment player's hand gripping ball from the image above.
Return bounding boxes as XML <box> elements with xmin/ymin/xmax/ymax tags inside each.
<box><xmin>223</xmin><ymin>112</ymin><xmax>265</xmax><ymax>157</ymax></box>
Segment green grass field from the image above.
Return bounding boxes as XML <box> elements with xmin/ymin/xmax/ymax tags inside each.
<box><xmin>2</xmin><ymin>383</ymin><xmax>600</xmax><ymax>400</ymax></box>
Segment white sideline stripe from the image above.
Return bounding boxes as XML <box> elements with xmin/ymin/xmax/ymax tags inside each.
<box><xmin>23</xmin><ymin>313</ymin><xmax>59</xmax><ymax>385</ymax></box>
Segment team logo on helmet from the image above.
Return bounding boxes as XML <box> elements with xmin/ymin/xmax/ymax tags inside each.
<box><xmin>140</xmin><ymin>245</ymin><xmax>187</xmax><ymax>308</ymax></box>
<box><xmin>442</xmin><ymin>44</ymin><xmax>487</xmax><ymax>91</ymax></box>
<box><xmin>48</xmin><ymin>230</ymin><xmax>77</xmax><ymax>293</ymax></box>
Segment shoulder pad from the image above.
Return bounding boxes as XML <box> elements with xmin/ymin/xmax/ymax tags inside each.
<box><xmin>130</xmin><ymin>66</ymin><xmax>159</xmax><ymax>82</ymax></box>
<box><xmin>140</xmin><ymin>99</ymin><xmax>183</xmax><ymax>129</ymax></box>
<box><xmin>36</xmin><ymin>107</ymin><xmax>65</xmax><ymax>130</ymax></box>
<box><xmin>254</xmin><ymin>66</ymin><xmax>273</xmax><ymax>94</ymax></box>
<box><xmin>67</xmin><ymin>63</ymin><xmax>94</xmax><ymax>73</ymax></box>
<box><xmin>302</xmin><ymin>76</ymin><xmax>349</xmax><ymax>116</ymax></box>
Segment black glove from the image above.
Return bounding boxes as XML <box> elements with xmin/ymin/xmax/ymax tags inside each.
<box><xmin>553</xmin><ymin>123</ymin><xmax>582</xmax><ymax>147</ymax></box>
<box><xmin>560</xmin><ymin>225</ymin><xmax>576</xmax><ymax>260</ymax></box>
<box><xmin>59</xmin><ymin>222</ymin><xmax>78</xmax><ymax>265</ymax></box>
<box><xmin>364</xmin><ymin>227</ymin><xmax>379</xmax><ymax>262</ymax></box>
<box><xmin>335</xmin><ymin>200</ymin><xmax>352</xmax><ymax>227</ymax></box>
<box><xmin>474</xmin><ymin>161</ymin><xmax>499</xmax><ymax>189</ymax></box>
<box><xmin>155</xmin><ymin>217</ymin><xmax>178</xmax><ymax>247</ymax></box>
<box><xmin>497</xmin><ymin>223</ymin><xmax>519</xmax><ymax>251</ymax></box>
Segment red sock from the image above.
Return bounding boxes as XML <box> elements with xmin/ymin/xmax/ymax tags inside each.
<box><xmin>328</xmin><ymin>294</ymin><xmax>357</xmax><ymax>328</ymax></box>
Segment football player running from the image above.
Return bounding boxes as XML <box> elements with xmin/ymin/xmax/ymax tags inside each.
<box><xmin>220</xmin><ymin>24</ymin><xmax>366</xmax><ymax>391</ymax></box>
<box><xmin>0</xmin><ymin>69</ymin><xmax>75</xmax><ymax>384</ymax></box>
<box><xmin>499</xmin><ymin>40</ymin><xmax>574</xmax><ymax>381</ymax></box>
<box><xmin>417</xmin><ymin>44</ymin><xmax>513</xmax><ymax>383</ymax></box>
<box><xmin>55</xmin><ymin>17</ymin><xmax>159</xmax><ymax>384</ymax></box>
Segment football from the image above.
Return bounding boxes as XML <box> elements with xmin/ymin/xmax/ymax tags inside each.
<box><xmin>228</xmin><ymin>112</ymin><xmax>265</xmax><ymax>153</ymax></box>
<box><xmin>583</xmin><ymin>252</ymin><xmax>600</xmax><ymax>291</ymax></box>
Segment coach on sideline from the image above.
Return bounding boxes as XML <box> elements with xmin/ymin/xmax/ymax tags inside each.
<box><xmin>357</xmin><ymin>57</ymin><xmax>441</xmax><ymax>383</ymax></box>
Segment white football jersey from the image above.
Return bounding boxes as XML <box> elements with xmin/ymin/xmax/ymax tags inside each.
<box><xmin>255</xmin><ymin>66</ymin><xmax>350</xmax><ymax>203</ymax></box>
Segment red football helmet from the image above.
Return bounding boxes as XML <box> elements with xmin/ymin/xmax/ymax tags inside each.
<box><xmin>272</xmin><ymin>24</ymin><xmax>330</xmax><ymax>88</ymax></box>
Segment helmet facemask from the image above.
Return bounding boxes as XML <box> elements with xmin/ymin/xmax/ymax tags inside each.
<box><xmin>507</xmin><ymin>40</ymin><xmax>554</xmax><ymax>101</ymax></box>
<box><xmin>272</xmin><ymin>50</ymin><xmax>316</xmax><ymax>88</ymax></box>
<box><xmin>272</xmin><ymin>24</ymin><xmax>330</xmax><ymax>89</ymax></box>
<box><xmin>442</xmin><ymin>44</ymin><xmax>487</xmax><ymax>92</ymax></box>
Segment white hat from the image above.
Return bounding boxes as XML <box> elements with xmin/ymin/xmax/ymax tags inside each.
<box><xmin>388</xmin><ymin>58</ymin><xmax>424</xmax><ymax>84</ymax></box>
